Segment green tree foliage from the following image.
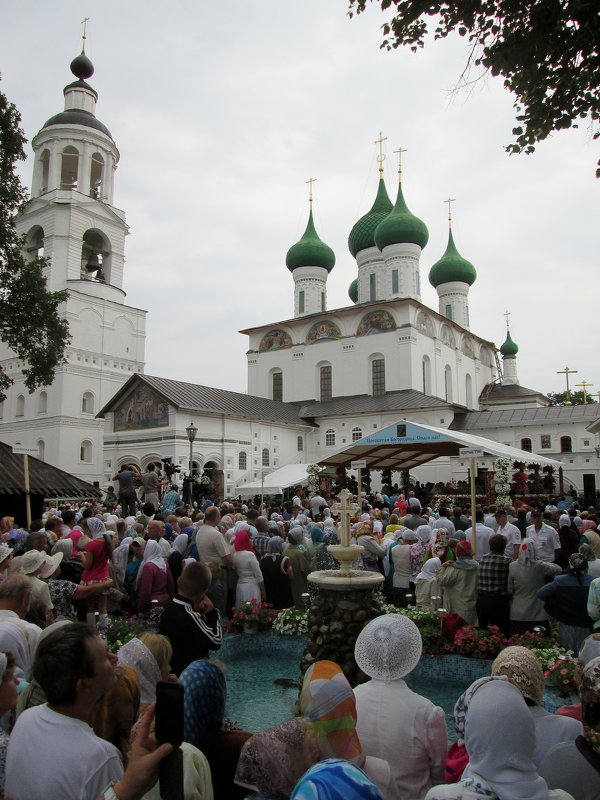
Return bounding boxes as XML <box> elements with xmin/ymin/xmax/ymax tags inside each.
<box><xmin>547</xmin><ymin>390</ymin><xmax>596</xmax><ymax>406</ymax></box>
<box><xmin>0</xmin><ymin>84</ymin><xmax>70</xmax><ymax>400</ymax></box>
<box><xmin>348</xmin><ymin>0</ymin><xmax>600</xmax><ymax>176</ymax></box>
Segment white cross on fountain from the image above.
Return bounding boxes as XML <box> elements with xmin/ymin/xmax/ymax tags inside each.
<box><xmin>330</xmin><ymin>488</ymin><xmax>361</xmax><ymax>547</ymax></box>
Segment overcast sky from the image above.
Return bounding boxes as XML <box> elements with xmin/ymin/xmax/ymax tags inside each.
<box><xmin>1</xmin><ymin>2</ymin><xmax>598</xmax><ymax>397</ymax></box>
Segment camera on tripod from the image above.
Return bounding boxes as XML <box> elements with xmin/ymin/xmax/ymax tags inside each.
<box><xmin>161</xmin><ymin>457</ymin><xmax>181</xmax><ymax>480</ymax></box>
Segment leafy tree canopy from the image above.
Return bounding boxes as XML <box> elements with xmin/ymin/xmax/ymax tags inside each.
<box><xmin>0</xmin><ymin>83</ymin><xmax>70</xmax><ymax>400</ymax></box>
<box><xmin>547</xmin><ymin>390</ymin><xmax>597</xmax><ymax>406</ymax></box>
<box><xmin>348</xmin><ymin>0</ymin><xmax>600</xmax><ymax>176</ymax></box>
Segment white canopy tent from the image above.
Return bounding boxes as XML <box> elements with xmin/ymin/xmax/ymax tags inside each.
<box><xmin>236</xmin><ymin>463</ymin><xmax>318</xmax><ymax>497</ymax></box>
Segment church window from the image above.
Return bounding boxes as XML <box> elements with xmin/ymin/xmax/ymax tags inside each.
<box><xmin>40</xmin><ymin>150</ymin><xmax>50</xmax><ymax>193</ymax></box>
<box><xmin>15</xmin><ymin>395</ymin><xmax>25</xmax><ymax>417</ymax></box>
<box><xmin>90</xmin><ymin>152</ymin><xmax>104</xmax><ymax>198</ymax></box>
<box><xmin>465</xmin><ymin>375</ymin><xmax>473</xmax><ymax>408</ymax></box>
<box><xmin>466</xmin><ymin>305</ymin><xmax>469</xmax><ymax>327</ymax></box>
<box><xmin>540</xmin><ymin>435</ymin><xmax>551</xmax><ymax>449</ymax></box>
<box><xmin>321</xmin><ymin>292</ymin><xmax>325</xmax><ymax>312</ymax></box>
<box><xmin>521</xmin><ymin>438</ymin><xmax>532</xmax><ymax>452</ymax></box>
<box><xmin>422</xmin><ymin>355</ymin><xmax>432</xmax><ymax>395</ymax></box>
<box><xmin>560</xmin><ymin>436</ymin><xmax>572</xmax><ymax>453</ymax></box>
<box><xmin>325</xmin><ymin>429</ymin><xmax>336</xmax><ymax>447</ymax></box>
<box><xmin>80</xmin><ymin>440</ymin><xmax>93</xmax><ymax>462</ymax></box>
<box><xmin>445</xmin><ymin>304</ymin><xmax>453</xmax><ymax>321</ymax></box>
<box><xmin>320</xmin><ymin>365</ymin><xmax>332</xmax><ymax>402</ymax></box>
<box><xmin>25</xmin><ymin>226</ymin><xmax>44</xmax><ymax>259</ymax></box>
<box><xmin>299</xmin><ymin>291</ymin><xmax>305</xmax><ymax>314</ymax></box>
<box><xmin>444</xmin><ymin>365</ymin><xmax>453</xmax><ymax>402</ymax></box>
<box><xmin>416</xmin><ymin>271</ymin><xmax>421</xmax><ymax>295</ymax></box>
<box><xmin>82</xmin><ymin>230</ymin><xmax>111</xmax><ymax>283</ymax></box>
<box><xmin>272</xmin><ymin>371</ymin><xmax>283</xmax><ymax>402</ymax></box>
<box><xmin>262</xmin><ymin>448</ymin><xmax>270</xmax><ymax>467</ymax></box>
<box><xmin>369</xmin><ymin>273</ymin><xmax>376</xmax><ymax>302</ymax></box>
<box><xmin>38</xmin><ymin>391</ymin><xmax>47</xmax><ymax>415</ymax></box>
<box><xmin>392</xmin><ymin>270</ymin><xmax>399</xmax><ymax>294</ymax></box>
<box><xmin>60</xmin><ymin>146</ymin><xmax>79</xmax><ymax>190</ymax></box>
<box><xmin>372</xmin><ymin>359</ymin><xmax>385</xmax><ymax>396</ymax></box>
<box><xmin>297</xmin><ymin>436</ymin><xmax>304</xmax><ymax>452</ymax></box>
<box><xmin>352</xmin><ymin>426</ymin><xmax>363</xmax><ymax>442</ymax></box>
<box><xmin>82</xmin><ymin>392</ymin><xmax>95</xmax><ymax>414</ymax></box>
<box><xmin>239</xmin><ymin>452</ymin><xmax>247</xmax><ymax>470</ymax></box>
<box><xmin>37</xmin><ymin>440</ymin><xmax>45</xmax><ymax>461</ymax></box>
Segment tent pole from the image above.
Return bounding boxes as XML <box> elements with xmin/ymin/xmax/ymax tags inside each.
<box><xmin>470</xmin><ymin>457</ymin><xmax>477</xmax><ymax>558</ymax></box>
<box><xmin>23</xmin><ymin>454</ymin><xmax>32</xmax><ymax>529</ymax></box>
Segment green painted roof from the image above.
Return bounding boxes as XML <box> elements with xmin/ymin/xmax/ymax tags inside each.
<box><xmin>348</xmin><ymin>277</ymin><xmax>358</xmax><ymax>303</ymax></box>
<box><xmin>286</xmin><ymin>210</ymin><xmax>336</xmax><ymax>273</ymax></box>
<box><xmin>500</xmin><ymin>330</ymin><xmax>519</xmax><ymax>357</ymax></box>
<box><xmin>428</xmin><ymin>229</ymin><xmax>477</xmax><ymax>287</ymax></box>
<box><xmin>348</xmin><ymin>176</ymin><xmax>393</xmax><ymax>257</ymax></box>
<box><xmin>374</xmin><ymin>183</ymin><xmax>429</xmax><ymax>250</ymax></box>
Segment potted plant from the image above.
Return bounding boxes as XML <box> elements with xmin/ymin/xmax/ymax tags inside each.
<box><xmin>228</xmin><ymin>599</ymin><xmax>279</xmax><ymax>634</ymax></box>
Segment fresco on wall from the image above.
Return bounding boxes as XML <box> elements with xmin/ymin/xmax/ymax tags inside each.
<box><xmin>305</xmin><ymin>320</ymin><xmax>342</xmax><ymax>344</ymax></box>
<box><xmin>356</xmin><ymin>310</ymin><xmax>396</xmax><ymax>337</ymax></box>
<box><xmin>440</xmin><ymin>325</ymin><xmax>456</xmax><ymax>347</ymax></box>
<box><xmin>259</xmin><ymin>329</ymin><xmax>293</xmax><ymax>352</ymax></box>
<box><xmin>114</xmin><ymin>385</ymin><xmax>169</xmax><ymax>431</ymax></box>
<box><xmin>415</xmin><ymin>312</ymin><xmax>435</xmax><ymax>338</ymax></box>
<box><xmin>462</xmin><ymin>337</ymin><xmax>475</xmax><ymax>357</ymax></box>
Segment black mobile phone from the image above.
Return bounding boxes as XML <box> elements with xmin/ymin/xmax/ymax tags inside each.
<box><xmin>155</xmin><ymin>680</ymin><xmax>184</xmax><ymax>747</ymax></box>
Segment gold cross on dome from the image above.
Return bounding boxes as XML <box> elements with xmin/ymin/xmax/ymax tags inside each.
<box><xmin>444</xmin><ymin>197</ymin><xmax>456</xmax><ymax>226</ymax></box>
<box><xmin>305</xmin><ymin>177</ymin><xmax>317</xmax><ymax>209</ymax></box>
<box><xmin>393</xmin><ymin>146</ymin><xmax>407</xmax><ymax>179</ymax></box>
<box><xmin>557</xmin><ymin>366</ymin><xmax>578</xmax><ymax>404</ymax></box>
<box><xmin>575</xmin><ymin>379</ymin><xmax>594</xmax><ymax>405</ymax></box>
<box><xmin>504</xmin><ymin>309</ymin><xmax>511</xmax><ymax>330</ymax></box>
<box><xmin>81</xmin><ymin>17</ymin><xmax>90</xmax><ymax>51</ymax></box>
<box><xmin>374</xmin><ymin>131</ymin><xmax>387</xmax><ymax>173</ymax></box>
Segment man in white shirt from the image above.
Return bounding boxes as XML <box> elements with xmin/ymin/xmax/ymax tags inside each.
<box><xmin>431</xmin><ymin>508</ymin><xmax>456</xmax><ymax>536</ymax></box>
<box><xmin>465</xmin><ymin>510</ymin><xmax>494</xmax><ymax>557</ymax></box>
<box><xmin>527</xmin><ymin>511</ymin><xmax>561</xmax><ymax>563</ymax></box>
<box><xmin>309</xmin><ymin>493</ymin><xmax>327</xmax><ymax>518</ymax></box>
<box><xmin>484</xmin><ymin>506</ymin><xmax>498</xmax><ymax>531</ymax></box>
<box><xmin>495</xmin><ymin>510</ymin><xmax>522</xmax><ymax>560</ymax></box>
<box><xmin>0</xmin><ymin>574</ymin><xmax>41</xmax><ymax>679</ymax></box>
<box><xmin>195</xmin><ymin>506</ymin><xmax>232</xmax><ymax>615</ymax></box>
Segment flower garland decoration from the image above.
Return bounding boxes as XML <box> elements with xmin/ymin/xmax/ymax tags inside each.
<box><xmin>306</xmin><ymin>463</ymin><xmax>321</xmax><ymax>496</ymax></box>
<box><xmin>494</xmin><ymin>457</ymin><xmax>512</xmax><ymax>507</ymax></box>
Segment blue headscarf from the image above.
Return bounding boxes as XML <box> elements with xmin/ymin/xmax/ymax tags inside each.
<box><xmin>180</xmin><ymin>659</ymin><xmax>226</xmax><ymax>751</ymax></box>
<box><xmin>291</xmin><ymin>759</ymin><xmax>384</xmax><ymax>800</ymax></box>
<box><xmin>310</xmin><ymin>526</ymin><xmax>324</xmax><ymax>544</ymax></box>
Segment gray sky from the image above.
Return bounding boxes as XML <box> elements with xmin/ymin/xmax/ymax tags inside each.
<box><xmin>2</xmin><ymin>1</ymin><xmax>598</xmax><ymax>397</ymax></box>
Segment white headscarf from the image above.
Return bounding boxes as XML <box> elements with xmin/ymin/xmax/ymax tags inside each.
<box><xmin>416</xmin><ymin>556</ymin><xmax>441</xmax><ymax>582</ymax></box>
<box><xmin>415</xmin><ymin>525</ymin><xmax>433</xmax><ymax>544</ymax></box>
<box><xmin>87</xmin><ymin>517</ymin><xmax>107</xmax><ymax>540</ymax></box>
<box><xmin>113</xmin><ymin>537</ymin><xmax>133</xmax><ymax>576</ymax></box>
<box><xmin>517</xmin><ymin>537</ymin><xmax>537</xmax><ymax>567</ymax></box>
<box><xmin>136</xmin><ymin>540</ymin><xmax>166</xmax><ymax>586</ymax></box>
<box><xmin>117</xmin><ymin>637</ymin><xmax>162</xmax><ymax>705</ymax></box>
<box><xmin>558</xmin><ymin>514</ymin><xmax>571</xmax><ymax>528</ymax></box>
<box><xmin>171</xmin><ymin>533</ymin><xmax>189</xmax><ymax>556</ymax></box>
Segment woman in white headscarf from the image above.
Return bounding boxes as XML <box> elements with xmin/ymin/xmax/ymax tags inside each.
<box><xmin>354</xmin><ymin>614</ymin><xmax>447</xmax><ymax>800</ymax></box>
<box><xmin>112</xmin><ymin>536</ymin><xmax>133</xmax><ymax>591</ymax></box>
<box><xmin>415</xmin><ymin>556</ymin><xmax>443</xmax><ymax>611</ymax></box>
<box><xmin>424</xmin><ymin>678</ymin><xmax>574</xmax><ymax>800</ymax></box>
<box><xmin>135</xmin><ymin>539</ymin><xmax>174</xmax><ymax>612</ymax></box>
<box><xmin>508</xmin><ymin>538</ymin><xmax>562</xmax><ymax>636</ymax></box>
<box><xmin>80</xmin><ymin>517</ymin><xmax>113</xmax><ymax>629</ymax></box>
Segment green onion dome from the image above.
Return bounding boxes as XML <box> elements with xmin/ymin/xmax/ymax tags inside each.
<box><xmin>500</xmin><ymin>330</ymin><xmax>519</xmax><ymax>357</ymax></box>
<box><xmin>348</xmin><ymin>278</ymin><xmax>358</xmax><ymax>303</ymax></box>
<box><xmin>286</xmin><ymin>210</ymin><xmax>336</xmax><ymax>273</ymax></box>
<box><xmin>348</xmin><ymin>177</ymin><xmax>393</xmax><ymax>257</ymax></box>
<box><xmin>428</xmin><ymin>229</ymin><xmax>477</xmax><ymax>287</ymax></box>
<box><xmin>374</xmin><ymin>183</ymin><xmax>429</xmax><ymax>250</ymax></box>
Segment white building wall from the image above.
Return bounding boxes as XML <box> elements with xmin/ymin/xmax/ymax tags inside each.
<box><xmin>293</xmin><ymin>266</ymin><xmax>328</xmax><ymax>317</ymax></box>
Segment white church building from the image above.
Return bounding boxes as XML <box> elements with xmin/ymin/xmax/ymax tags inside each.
<box><xmin>2</xmin><ymin>47</ymin><xmax>600</xmax><ymax>499</ymax></box>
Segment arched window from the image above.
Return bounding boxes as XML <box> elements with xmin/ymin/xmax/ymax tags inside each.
<box><xmin>262</xmin><ymin>448</ymin><xmax>270</xmax><ymax>467</ymax></box>
<box><xmin>37</xmin><ymin>440</ymin><xmax>45</xmax><ymax>461</ymax></box>
<box><xmin>90</xmin><ymin>152</ymin><xmax>105</xmax><ymax>198</ymax></box>
<box><xmin>40</xmin><ymin>149</ymin><xmax>50</xmax><ymax>193</ymax></box>
<box><xmin>60</xmin><ymin>146</ymin><xmax>79</xmax><ymax>190</ymax></box>
<box><xmin>325</xmin><ymin>429</ymin><xmax>336</xmax><ymax>447</ymax></box>
<box><xmin>319</xmin><ymin>364</ymin><xmax>332</xmax><ymax>402</ymax></box>
<box><xmin>560</xmin><ymin>436</ymin><xmax>572</xmax><ymax>453</ymax></box>
<box><xmin>297</xmin><ymin>436</ymin><xmax>304</xmax><ymax>452</ymax></box>
<box><xmin>422</xmin><ymin>355</ymin><xmax>432</xmax><ymax>395</ymax></box>
<box><xmin>25</xmin><ymin>226</ymin><xmax>44</xmax><ymax>259</ymax></box>
<box><xmin>38</xmin><ymin>391</ymin><xmax>47</xmax><ymax>415</ymax></box>
<box><xmin>521</xmin><ymin>438</ymin><xmax>532</xmax><ymax>452</ymax></box>
<box><xmin>352</xmin><ymin>426</ymin><xmax>363</xmax><ymax>442</ymax></box>
<box><xmin>372</xmin><ymin>358</ymin><xmax>385</xmax><ymax>396</ymax></box>
<box><xmin>239</xmin><ymin>452</ymin><xmax>247</xmax><ymax>470</ymax></box>
<box><xmin>81</xmin><ymin>229</ymin><xmax>111</xmax><ymax>283</ymax></box>
<box><xmin>82</xmin><ymin>392</ymin><xmax>94</xmax><ymax>414</ymax></box>
<box><xmin>444</xmin><ymin>365</ymin><xmax>453</xmax><ymax>402</ymax></box>
<box><xmin>15</xmin><ymin>395</ymin><xmax>25</xmax><ymax>417</ymax></box>
<box><xmin>80</xmin><ymin>440</ymin><xmax>92</xmax><ymax>462</ymax></box>
<box><xmin>465</xmin><ymin>374</ymin><xmax>473</xmax><ymax>408</ymax></box>
<box><xmin>271</xmin><ymin>370</ymin><xmax>283</xmax><ymax>402</ymax></box>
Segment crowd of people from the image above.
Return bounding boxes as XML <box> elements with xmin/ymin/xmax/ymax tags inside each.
<box><xmin>0</xmin><ymin>478</ymin><xmax>598</xmax><ymax>798</ymax></box>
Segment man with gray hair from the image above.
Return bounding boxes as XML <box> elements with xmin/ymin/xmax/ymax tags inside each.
<box><xmin>0</xmin><ymin>574</ymin><xmax>41</xmax><ymax>679</ymax></box>
<box><xmin>147</xmin><ymin>519</ymin><xmax>170</xmax><ymax>557</ymax></box>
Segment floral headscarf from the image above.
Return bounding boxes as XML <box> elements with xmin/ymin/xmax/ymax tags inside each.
<box><xmin>180</xmin><ymin>660</ymin><xmax>226</xmax><ymax>752</ymax></box>
<box><xmin>517</xmin><ymin>538</ymin><xmax>537</xmax><ymax>567</ymax></box>
<box><xmin>117</xmin><ymin>637</ymin><xmax>162</xmax><ymax>705</ymax></box>
<box><xmin>579</xmin><ymin>655</ymin><xmax>600</xmax><ymax>759</ymax></box>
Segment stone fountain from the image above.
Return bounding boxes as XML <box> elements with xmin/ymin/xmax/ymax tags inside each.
<box><xmin>300</xmin><ymin>489</ymin><xmax>384</xmax><ymax>686</ymax></box>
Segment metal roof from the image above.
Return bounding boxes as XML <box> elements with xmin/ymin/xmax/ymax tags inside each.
<box><xmin>318</xmin><ymin>418</ymin><xmax>562</xmax><ymax>472</ymax></box>
<box><xmin>452</xmin><ymin>404</ymin><xmax>600</xmax><ymax>431</ymax></box>
<box><xmin>0</xmin><ymin>442</ymin><xmax>101</xmax><ymax>499</ymax></box>
<box><xmin>484</xmin><ymin>383</ymin><xmax>546</xmax><ymax>400</ymax></box>
<box><xmin>298</xmin><ymin>390</ymin><xmax>452</xmax><ymax>420</ymax></box>
<box><xmin>99</xmin><ymin>374</ymin><xmax>311</xmax><ymax>427</ymax></box>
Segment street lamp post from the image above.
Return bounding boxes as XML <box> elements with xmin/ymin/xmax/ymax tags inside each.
<box><xmin>185</xmin><ymin>420</ymin><xmax>198</xmax><ymax>480</ymax></box>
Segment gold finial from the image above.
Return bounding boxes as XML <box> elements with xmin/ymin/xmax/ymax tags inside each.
<box><xmin>444</xmin><ymin>197</ymin><xmax>456</xmax><ymax>228</ymax></box>
<box><xmin>393</xmin><ymin>147</ymin><xmax>407</xmax><ymax>181</ymax></box>
<box><xmin>305</xmin><ymin>177</ymin><xmax>317</xmax><ymax>210</ymax></box>
<box><xmin>374</xmin><ymin>131</ymin><xmax>387</xmax><ymax>174</ymax></box>
<box><xmin>556</xmin><ymin>366</ymin><xmax>578</xmax><ymax>404</ymax></box>
<box><xmin>81</xmin><ymin>17</ymin><xmax>90</xmax><ymax>52</ymax></box>
<box><xmin>575</xmin><ymin>379</ymin><xmax>594</xmax><ymax>405</ymax></box>
<box><xmin>504</xmin><ymin>310</ymin><xmax>511</xmax><ymax>331</ymax></box>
